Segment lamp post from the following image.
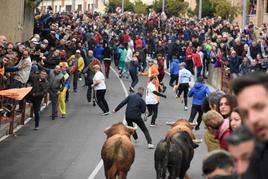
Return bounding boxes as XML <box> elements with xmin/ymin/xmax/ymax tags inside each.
<box><xmin>122</xmin><ymin>0</ymin><xmax>124</xmax><ymax>13</ymax></box>
<box><xmin>242</xmin><ymin>0</ymin><xmax>247</xmax><ymax>28</ymax></box>
<box><xmin>198</xmin><ymin>0</ymin><xmax>202</xmax><ymax>19</ymax></box>
<box><xmin>162</xmin><ymin>0</ymin><xmax>165</xmax><ymax>12</ymax></box>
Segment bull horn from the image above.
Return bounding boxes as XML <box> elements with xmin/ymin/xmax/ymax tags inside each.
<box><xmin>165</xmin><ymin>121</ymin><xmax>175</xmax><ymax>125</ymax></box>
<box><xmin>104</xmin><ymin>126</ymin><xmax>111</xmax><ymax>133</ymax></box>
<box><xmin>126</xmin><ymin>126</ymin><xmax>137</xmax><ymax>130</ymax></box>
<box><xmin>193</xmin><ymin>138</ymin><xmax>203</xmax><ymax>144</ymax></box>
<box><xmin>189</xmin><ymin>122</ymin><xmax>198</xmax><ymax>127</ymax></box>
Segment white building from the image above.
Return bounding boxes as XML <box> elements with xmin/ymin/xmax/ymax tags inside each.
<box><xmin>39</xmin><ymin>0</ymin><xmax>106</xmax><ymax>13</ymax></box>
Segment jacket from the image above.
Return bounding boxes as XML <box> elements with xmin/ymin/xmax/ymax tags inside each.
<box><xmin>188</xmin><ymin>82</ymin><xmax>211</xmax><ymax>105</ymax></box>
<box><xmin>114</xmin><ymin>93</ymin><xmax>146</xmax><ymax>119</ymax></box>
<box><xmin>48</xmin><ymin>70</ymin><xmax>64</xmax><ymax>92</ymax></box>
<box><xmin>28</xmin><ymin>74</ymin><xmax>49</xmax><ymax>98</ymax></box>
<box><xmin>93</xmin><ymin>44</ymin><xmax>104</xmax><ymax>60</ymax></box>
<box><xmin>135</xmin><ymin>37</ymin><xmax>142</xmax><ymax>49</ymax></box>
<box><xmin>170</xmin><ymin>59</ymin><xmax>180</xmax><ymax>75</ymax></box>
<box><xmin>228</xmin><ymin>56</ymin><xmax>240</xmax><ymax>74</ymax></box>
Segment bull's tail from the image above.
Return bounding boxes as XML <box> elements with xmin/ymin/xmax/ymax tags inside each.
<box><xmin>155</xmin><ymin>138</ymin><xmax>171</xmax><ymax>179</ymax></box>
<box><xmin>104</xmin><ymin>138</ymin><xmax>123</xmax><ymax>178</ymax></box>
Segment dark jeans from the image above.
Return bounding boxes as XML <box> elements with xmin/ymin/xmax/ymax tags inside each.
<box><xmin>169</xmin><ymin>74</ymin><xmax>178</xmax><ymax>87</ymax></box>
<box><xmin>147</xmin><ymin>103</ymin><xmax>158</xmax><ymax>125</ymax></box>
<box><xmin>73</xmin><ymin>71</ymin><xmax>79</xmax><ymax>91</ymax></box>
<box><xmin>196</xmin><ymin>66</ymin><xmax>203</xmax><ymax>77</ymax></box>
<box><xmin>26</xmin><ymin>95</ymin><xmax>43</xmax><ymax>127</ymax></box>
<box><xmin>189</xmin><ymin>104</ymin><xmax>203</xmax><ymax>127</ymax></box>
<box><xmin>96</xmin><ymin>89</ymin><xmax>109</xmax><ymax>113</ymax></box>
<box><xmin>186</xmin><ymin>60</ymin><xmax>194</xmax><ymax>75</ymax></box>
<box><xmin>49</xmin><ymin>89</ymin><xmax>58</xmax><ymax>118</ymax></box>
<box><xmin>126</xmin><ymin>117</ymin><xmax>152</xmax><ymax>144</ymax></box>
<box><xmin>104</xmin><ymin>60</ymin><xmax>111</xmax><ymax>78</ymax></box>
<box><xmin>177</xmin><ymin>83</ymin><xmax>189</xmax><ymax>107</ymax></box>
<box><xmin>166</xmin><ymin>54</ymin><xmax>172</xmax><ymax>69</ymax></box>
<box><xmin>87</xmin><ymin>85</ymin><xmax>92</xmax><ymax>102</ymax></box>
<box><xmin>129</xmin><ymin>70</ymin><xmax>139</xmax><ymax>88</ymax></box>
<box><xmin>158</xmin><ymin>74</ymin><xmax>165</xmax><ymax>83</ymax></box>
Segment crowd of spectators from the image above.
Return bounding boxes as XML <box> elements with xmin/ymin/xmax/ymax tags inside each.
<box><xmin>0</xmin><ymin>6</ymin><xmax>268</xmax><ymax>179</ymax></box>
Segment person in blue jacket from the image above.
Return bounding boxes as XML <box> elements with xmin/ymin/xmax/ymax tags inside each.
<box><xmin>188</xmin><ymin>76</ymin><xmax>211</xmax><ymax>130</ymax></box>
<box><xmin>169</xmin><ymin>56</ymin><xmax>180</xmax><ymax>87</ymax></box>
<box><xmin>93</xmin><ymin>44</ymin><xmax>104</xmax><ymax>62</ymax></box>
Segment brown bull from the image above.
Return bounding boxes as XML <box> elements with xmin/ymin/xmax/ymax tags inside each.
<box><xmin>154</xmin><ymin>119</ymin><xmax>199</xmax><ymax>179</ymax></box>
<box><xmin>101</xmin><ymin>122</ymin><xmax>136</xmax><ymax>179</ymax></box>
<box><xmin>166</xmin><ymin>119</ymin><xmax>196</xmax><ymax>139</ymax></box>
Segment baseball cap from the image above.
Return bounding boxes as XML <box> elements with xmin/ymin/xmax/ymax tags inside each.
<box><xmin>76</xmin><ymin>50</ymin><xmax>81</xmax><ymax>53</ymax></box>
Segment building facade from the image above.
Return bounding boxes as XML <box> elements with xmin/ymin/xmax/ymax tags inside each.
<box><xmin>233</xmin><ymin>0</ymin><xmax>268</xmax><ymax>27</ymax></box>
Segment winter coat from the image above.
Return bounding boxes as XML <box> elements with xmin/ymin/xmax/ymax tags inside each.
<box><xmin>93</xmin><ymin>44</ymin><xmax>104</xmax><ymax>60</ymax></box>
<box><xmin>228</xmin><ymin>56</ymin><xmax>240</xmax><ymax>74</ymax></box>
<box><xmin>114</xmin><ymin>93</ymin><xmax>146</xmax><ymax>119</ymax></box>
<box><xmin>188</xmin><ymin>82</ymin><xmax>211</xmax><ymax>105</ymax></box>
<box><xmin>170</xmin><ymin>59</ymin><xmax>180</xmax><ymax>75</ymax></box>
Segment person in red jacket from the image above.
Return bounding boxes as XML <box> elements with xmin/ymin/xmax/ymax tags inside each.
<box><xmin>186</xmin><ymin>41</ymin><xmax>194</xmax><ymax>74</ymax></box>
<box><xmin>135</xmin><ymin>35</ymin><xmax>142</xmax><ymax>50</ymax></box>
<box><xmin>192</xmin><ymin>48</ymin><xmax>203</xmax><ymax>77</ymax></box>
<box><xmin>157</xmin><ymin>53</ymin><xmax>166</xmax><ymax>92</ymax></box>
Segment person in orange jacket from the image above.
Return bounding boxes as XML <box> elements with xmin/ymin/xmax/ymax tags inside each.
<box><xmin>140</xmin><ymin>58</ymin><xmax>160</xmax><ymax>93</ymax></box>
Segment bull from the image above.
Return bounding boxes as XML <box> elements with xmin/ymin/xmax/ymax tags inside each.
<box><xmin>154</xmin><ymin>119</ymin><xmax>199</xmax><ymax>179</ymax></box>
<box><xmin>101</xmin><ymin>122</ymin><xmax>136</xmax><ymax>179</ymax></box>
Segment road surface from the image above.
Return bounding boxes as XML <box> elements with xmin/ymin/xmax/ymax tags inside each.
<box><xmin>0</xmin><ymin>65</ymin><xmax>208</xmax><ymax>179</ymax></box>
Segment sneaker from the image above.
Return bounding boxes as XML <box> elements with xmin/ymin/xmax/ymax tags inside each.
<box><xmin>101</xmin><ymin>112</ymin><xmax>110</xmax><ymax>116</ymax></box>
<box><xmin>61</xmin><ymin>114</ymin><xmax>66</xmax><ymax>118</ymax></box>
<box><xmin>79</xmin><ymin>78</ymin><xmax>82</xmax><ymax>81</ymax></box>
<box><xmin>34</xmin><ymin>127</ymin><xmax>39</xmax><ymax>131</ymax></box>
<box><xmin>184</xmin><ymin>106</ymin><xmax>188</xmax><ymax>111</ymax></box>
<box><xmin>149</xmin><ymin>124</ymin><xmax>156</xmax><ymax>127</ymax></box>
<box><xmin>195</xmin><ymin>125</ymin><xmax>200</xmax><ymax>130</ymax></box>
<box><xmin>93</xmin><ymin>101</ymin><xmax>96</xmax><ymax>106</ymax></box>
<box><xmin>148</xmin><ymin>144</ymin><xmax>155</xmax><ymax>149</ymax></box>
<box><xmin>129</xmin><ymin>87</ymin><xmax>135</xmax><ymax>93</ymax></box>
<box><xmin>143</xmin><ymin>113</ymin><xmax>148</xmax><ymax>121</ymax></box>
<box><xmin>134</xmin><ymin>139</ymin><xmax>139</xmax><ymax>143</ymax></box>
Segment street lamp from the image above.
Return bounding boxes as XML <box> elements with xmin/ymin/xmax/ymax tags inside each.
<box><xmin>242</xmin><ymin>0</ymin><xmax>247</xmax><ymax>28</ymax></box>
<box><xmin>122</xmin><ymin>0</ymin><xmax>124</xmax><ymax>13</ymax></box>
<box><xmin>198</xmin><ymin>0</ymin><xmax>202</xmax><ymax>19</ymax></box>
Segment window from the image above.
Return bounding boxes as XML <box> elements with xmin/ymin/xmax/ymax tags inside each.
<box><xmin>66</xmin><ymin>5</ymin><xmax>72</xmax><ymax>12</ymax></box>
<box><xmin>249</xmin><ymin>0</ymin><xmax>257</xmax><ymax>15</ymax></box>
<box><xmin>78</xmin><ymin>4</ymin><xmax>82</xmax><ymax>11</ymax></box>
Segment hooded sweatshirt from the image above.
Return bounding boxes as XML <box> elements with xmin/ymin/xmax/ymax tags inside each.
<box><xmin>170</xmin><ymin>58</ymin><xmax>180</xmax><ymax>75</ymax></box>
<box><xmin>188</xmin><ymin>82</ymin><xmax>211</xmax><ymax>105</ymax></box>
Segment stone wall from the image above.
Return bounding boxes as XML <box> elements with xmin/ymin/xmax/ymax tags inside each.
<box><xmin>0</xmin><ymin>0</ymin><xmax>34</xmax><ymax>43</ymax></box>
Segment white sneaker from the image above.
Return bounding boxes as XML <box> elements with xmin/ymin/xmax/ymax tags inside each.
<box><xmin>101</xmin><ymin>112</ymin><xmax>110</xmax><ymax>116</ymax></box>
<box><xmin>79</xmin><ymin>78</ymin><xmax>82</xmax><ymax>81</ymax></box>
<box><xmin>184</xmin><ymin>106</ymin><xmax>188</xmax><ymax>111</ymax></box>
<box><xmin>148</xmin><ymin>144</ymin><xmax>155</xmax><ymax>149</ymax></box>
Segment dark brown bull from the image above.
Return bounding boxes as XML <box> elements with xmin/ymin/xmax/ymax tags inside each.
<box><xmin>155</xmin><ymin>119</ymin><xmax>199</xmax><ymax>179</ymax></box>
<box><xmin>101</xmin><ymin>122</ymin><xmax>136</xmax><ymax>179</ymax></box>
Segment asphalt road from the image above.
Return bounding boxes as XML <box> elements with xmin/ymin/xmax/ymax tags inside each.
<box><xmin>0</xmin><ymin>65</ymin><xmax>208</xmax><ymax>179</ymax></box>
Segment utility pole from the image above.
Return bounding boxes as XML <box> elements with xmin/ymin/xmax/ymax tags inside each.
<box><xmin>162</xmin><ymin>0</ymin><xmax>165</xmax><ymax>12</ymax></box>
<box><xmin>72</xmin><ymin>0</ymin><xmax>75</xmax><ymax>11</ymax></box>
<box><xmin>122</xmin><ymin>0</ymin><xmax>124</xmax><ymax>13</ymax></box>
<box><xmin>198</xmin><ymin>0</ymin><xmax>202</xmax><ymax>20</ymax></box>
<box><xmin>242</xmin><ymin>0</ymin><xmax>247</xmax><ymax>28</ymax></box>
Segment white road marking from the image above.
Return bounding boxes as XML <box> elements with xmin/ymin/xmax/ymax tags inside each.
<box><xmin>87</xmin><ymin>66</ymin><xmax>129</xmax><ymax>179</ymax></box>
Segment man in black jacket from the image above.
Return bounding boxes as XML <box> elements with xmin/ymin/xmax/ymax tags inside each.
<box><xmin>26</xmin><ymin>70</ymin><xmax>49</xmax><ymax>130</ymax></box>
<box><xmin>113</xmin><ymin>87</ymin><xmax>154</xmax><ymax>149</ymax></box>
